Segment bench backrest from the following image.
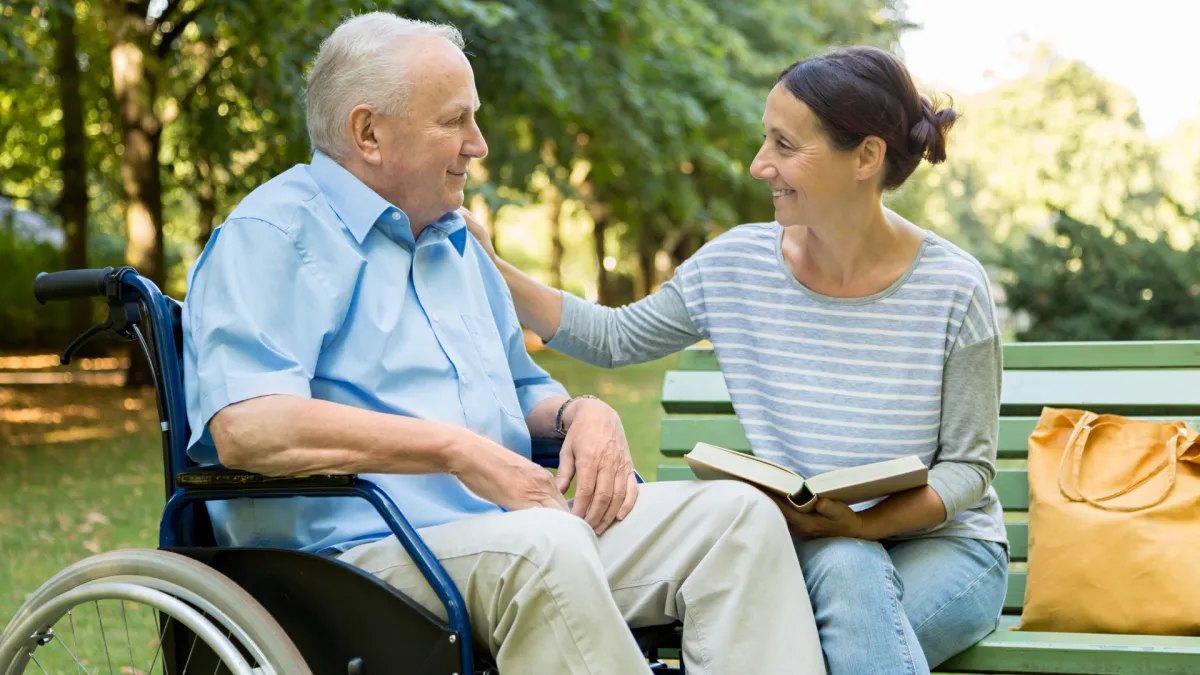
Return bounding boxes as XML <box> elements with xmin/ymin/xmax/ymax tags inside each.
<box><xmin>656</xmin><ymin>340</ymin><xmax>1200</xmax><ymax>614</ymax></box>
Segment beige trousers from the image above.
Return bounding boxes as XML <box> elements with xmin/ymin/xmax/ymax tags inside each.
<box><xmin>338</xmin><ymin>479</ymin><xmax>825</xmax><ymax>674</ymax></box>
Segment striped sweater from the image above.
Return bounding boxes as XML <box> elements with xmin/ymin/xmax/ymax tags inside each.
<box><xmin>546</xmin><ymin>222</ymin><xmax>1007</xmax><ymax>546</ymax></box>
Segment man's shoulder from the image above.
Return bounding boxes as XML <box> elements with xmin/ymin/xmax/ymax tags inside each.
<box><xmin>224</xmin><ymin>163</ymin><xmax>325</xmax><ymax>236</ymax></box>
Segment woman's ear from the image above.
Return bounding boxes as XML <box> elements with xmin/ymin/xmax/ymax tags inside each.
<box><xmin>348</xmin><ymin>104</ymin><xmax>383</xmax><ymax>166</ymax></box>
<box><xmin>854</xmin><ymin>135</ymin><xmax>887</xmax><ymax>184</ymax></box>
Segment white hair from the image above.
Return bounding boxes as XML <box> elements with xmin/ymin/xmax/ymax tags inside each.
<box><xmin>305</xmin><ymin>12</ymin><xmax>465</xmax><ymax>159</ymax></box>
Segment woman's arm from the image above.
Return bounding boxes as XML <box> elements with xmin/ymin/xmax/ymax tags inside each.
<box><xmin>461</xmin><ymin>208</ymin><xmax>703</xmax><ymax>368</ymax></box>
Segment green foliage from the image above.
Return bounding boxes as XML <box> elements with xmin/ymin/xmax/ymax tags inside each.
<box><xmin>912</xmin><ymin>50</ymin><xmax>1191</xmax><ymax>257</ymax></box>
<box><xmin>1000</xmin><ymin>211</ymin><xmax>1200</xmax><ymax>341</ymax></box>
<box><xmin>0</xmin><ymin>218</ymin><xmax>68</xmax><ymax>348</ymax></box>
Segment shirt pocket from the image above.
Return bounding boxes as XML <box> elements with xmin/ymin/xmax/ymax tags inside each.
<box><xmin>460</xmin><ymin>312</ymin><xmax>524</xmax><ymax>420</ymax></box>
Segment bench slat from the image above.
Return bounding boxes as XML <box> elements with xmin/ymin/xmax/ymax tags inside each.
<box><xmin>679</xmin><ymin>341</ymin><xmax>1200</xmax><ymax>371</ymax></box>
<box><xmin>1001</xmin><ymin>369</ymin><xmax>1200</xmax><ymax>416</ymax></box>
<box><xmin>680</xmin><ymin>346</ymin><xmax>720</xmax><ymax>371</ymax></box>
<box><xmin>994</xmin><ymin>470</ymin><xmax>1029</xmax><ymax>510</ymax></box>
<box><xmin>1007</xmin><ymin>522</ymin><xmax>1027</xmax><ymax>561</ymax></box>
<box><xmin>1005</xmin><ymin>572</ymin><xmax>1025</xmax><ymax>613</ymax></box>
<box><xmin>663</xmin><ymin>370</ymin><xmax>1200</xmax><ymax>417</ymax></box>
<box><xmin>661</xmin><ymin>372</ymin><xmax>730</xmax><ymax>413</ymax></box>
<box><xmin>659</xmin><ymin>417</ymin><xmax>751</xmax><ymax>455</ymax></box>
<box><xmin>1003</xmin><ymin>340</ymin><xmax>1200</xmax><ymax>370</ymax></box>
<box><xmin>941</xmin><ymin>616</ymin><xmax>1200</xmax><ymax>674</ymax></box>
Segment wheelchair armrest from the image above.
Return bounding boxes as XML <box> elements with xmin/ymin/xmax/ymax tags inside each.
<box><xmin>530</xmin><ymin>438</ymin><xmax>563</xmax><ymax>469</ymax></box>
<box><xmin>175</xmin><ymin>464</ymin><xmax>355</xmax><ymax>490</ymax></box>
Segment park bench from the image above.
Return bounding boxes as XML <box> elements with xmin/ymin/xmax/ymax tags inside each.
<box><xmin>652</xmin><ymin>340</ymin><xmax>1200</xmax><ymax>674</ymax></box>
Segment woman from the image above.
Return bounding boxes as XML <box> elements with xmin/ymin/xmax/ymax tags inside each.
<box><xmin>466</xmin><ymin>46</ymin><xmax>1008</xmax><ymax>674</ymax></box>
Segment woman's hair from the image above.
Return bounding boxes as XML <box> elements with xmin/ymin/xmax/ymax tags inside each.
<box><xmin>777</xmin><ymin>46</ymin><xmax>957</xmax><ymax>190</ymax></box>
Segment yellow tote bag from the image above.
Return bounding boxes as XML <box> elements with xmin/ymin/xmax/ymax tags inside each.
<box><xmin>1021</xmin><ymin>407</ymin><xmax>1200</xmax><ymax>635</ymax></box>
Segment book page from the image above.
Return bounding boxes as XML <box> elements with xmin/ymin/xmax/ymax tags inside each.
<box><xmin>684</xmin><ymin>443</ymin><xmax>806</xmax><ymax>497</ymax></box>
<box><xmin>803</xmin><ymin>455</ymin><xmax>928</xmax><ymax>505</ymax></box>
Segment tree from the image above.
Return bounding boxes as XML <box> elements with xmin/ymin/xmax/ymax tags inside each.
<box><xmin>454</xmin><ymin>0</ymin><xmax>905</xmax><ymax>303</ymax></box>
<box><xmin>1000</xmin><ymin>210</ymin><xmax>1200</xmax><ymax>341</ymax></box>
<box><xmin>50</xmin><ymin>0</ymin><xmax>92</xmax><ymax>338</ymax></box>
<box><xmin>912</xmin><ymin>49</ymin><xmax>1183</xmax><ymax>257</ymax></box>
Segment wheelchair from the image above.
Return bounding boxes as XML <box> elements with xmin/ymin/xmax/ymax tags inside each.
<box><xmin>0</xmin><ymin>267</ymin><xmax>683</xmax><ymax>674</ymax></box>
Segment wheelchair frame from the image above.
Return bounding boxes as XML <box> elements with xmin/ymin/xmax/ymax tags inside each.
<box><xmin>27</xmin><ymin>267</ymin><xmax>678</xmax><ymax>675</ymax></box>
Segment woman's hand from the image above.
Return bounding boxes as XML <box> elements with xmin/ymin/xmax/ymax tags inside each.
<box><xmin>458</xmin><ymin>207</ymin><xmax>498</xmax><ymax>261</ymax></box>
<box><xmin>771</xmin><ymin>495</ymin><xmax>871</xmax><ymax>540</ymax></box>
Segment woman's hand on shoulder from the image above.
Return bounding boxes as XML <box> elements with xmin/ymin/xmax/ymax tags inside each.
<box><xmin>458</xmin><ymin>207</ymin><xmax>498</xmax><ymax>262</ymax></box>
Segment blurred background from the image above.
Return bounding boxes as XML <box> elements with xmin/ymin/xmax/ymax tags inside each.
<box><xmin>1</xmin><ymin>0</ymin><xmax>1197</xmax><ymax>621</ymax></box>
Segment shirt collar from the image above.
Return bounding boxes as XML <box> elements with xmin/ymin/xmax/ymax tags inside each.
<box><xmin>308</xmin><ymin>150</ymin><xmax>392</xmax><ymax>244</ymax></box>
<box><xmin>309</xmin><ymin>150</ymin><xmax>468</xmax><ymax>256</ymax></box>
<box><xmin>427</xmin><ymin>211</ymin><xmax>468</xmax><ymax>256</ymax></box>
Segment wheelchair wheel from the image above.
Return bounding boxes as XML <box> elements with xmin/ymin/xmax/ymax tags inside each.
<box><xmin>0</xmin><ymin>549</ymin><xmax>311</xmax><ymax>675</ymax></box>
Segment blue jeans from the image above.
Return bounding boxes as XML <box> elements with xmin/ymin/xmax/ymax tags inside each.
<box><xmin>794</xmin><ymin>535</ymin><xmax>1008</xmax><ymax>674</ymax></box>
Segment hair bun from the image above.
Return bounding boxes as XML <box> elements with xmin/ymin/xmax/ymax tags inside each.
<box><xmin>908</xmin><ymin>97</ymin><xmax>958</xmax><ymax>165</ymax></box>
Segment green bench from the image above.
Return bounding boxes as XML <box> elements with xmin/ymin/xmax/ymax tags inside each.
<box><xmin>652</xmin><ymin>341</ymin><xmax>1200</xmax><ymax>674</ymax></box>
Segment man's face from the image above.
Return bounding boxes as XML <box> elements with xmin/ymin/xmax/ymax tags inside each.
<box><xmin>370</xmin><ymin>36</ymin><xmax>488</xmax><ymax>230</ymax></box>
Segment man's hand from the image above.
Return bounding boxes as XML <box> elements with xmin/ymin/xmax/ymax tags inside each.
<box><xmin>771</xmin><ymin>495</ymin><xmax>869</xmax><ymax>540</ymax></box>
<box><xmin>449</xmin><ymin>430</ymin><xmax>569</xmax><ymax>512</ymax></box>
<box><xmin>458</xmin><ymin>207</ymin><xmax>497</xmax><ymax>261</ymax></box>
<box><xmin>559</xmin><ymin>398</ymin><xmax>639</xmax><ymax>534</ymax></box>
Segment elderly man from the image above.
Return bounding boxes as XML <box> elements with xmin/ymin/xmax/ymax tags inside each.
<box><xmin>182</xmin><ymin>12</ymin><xmax>824</xmax><ymax>674</ymax></box>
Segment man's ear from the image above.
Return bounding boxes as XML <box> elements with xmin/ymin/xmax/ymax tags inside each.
<box><xmin>854</xmin><ymin>135</ymin><xmax>887</xmax><ymax>184</ymax></box>
<box><xmin>348</xmin><ymin>104</ymin><xmax>383</xmax><ymax>166</ymax></box>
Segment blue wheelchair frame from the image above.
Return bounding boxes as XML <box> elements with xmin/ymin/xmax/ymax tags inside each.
<box><xmin>109</xmin><ymin>271</ymin><xmax>567</xmax><ymax>673</ymax></box>
<box><xmin>35</xmin><ymin>267</ymin><xmax>676</xmax><ymax>672</ymax></box>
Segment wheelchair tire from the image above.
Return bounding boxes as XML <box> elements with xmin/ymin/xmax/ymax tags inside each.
<box><xmin>0</xmin><ymin>548</ymin><xmax>311</xmax><ymax>675</ymax></box>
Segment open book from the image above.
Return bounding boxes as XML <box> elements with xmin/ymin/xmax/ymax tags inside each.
<box><xmin>684</xmin><ymin>442</ymin><xmax>928</xmax><ymax>512</ymax></box>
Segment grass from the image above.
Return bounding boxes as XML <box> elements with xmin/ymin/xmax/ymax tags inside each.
<box><xmin>0</xmin><ymin>350</ymin><xmax>682</xmax><ymax>633</ymax></box>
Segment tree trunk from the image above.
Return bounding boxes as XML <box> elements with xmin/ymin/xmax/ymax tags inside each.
<box><xmin>106</xmin><ymin>2</ymin><xmax>165</xmax><ymax>289</ymax></box>
<box><xmin>547</xmin><ymin>190</ymin><xmax>564</xmax><ymax>289</ymax></box>
<box><xmin>592</xmin><ymin>214</ymin><xmax>610</xmax><ymax>306</ymax></box>
<box><xmin>634</xmin><ymin>224</ymin><xmax>658</xmax><ymax>299</ymax></box>
<box><xmin>105</xmin><ymin>2</ymin><xmax>164</xmax><ymax>387</ymax></box>
<box><xmin>197</xmin><ymin>148</ymin><xmax>216</xmax><ymax>247</ymax></box>
<box><xmin>52</xmin><ymin>1</ymin><xmax>91</xmax><ymax>338</ymax></box>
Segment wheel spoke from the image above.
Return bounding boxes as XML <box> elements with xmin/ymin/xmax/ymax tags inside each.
<box><xmin>181</xmin><ymin>630</ymin><xmax>199</xmax><ymax>674</ymax></box>
<box><xmin>121</xmin><ymin>600</ymin><xmax>136</xmax><ymax>674</ymax></box>
<box><xmin>52</xmin><ymin>633</ymin><xmax>95</xmax><ymax>675</ymax></box>
<box><xmin>69</xmin><ymin>608</ymin><xmax>81</xmax><ymax>675</ymax></box>
<box><xmin>144</xmin><ymin>614</ymin><xmax>172</xmax><ymax>675</ymax></box>
<box><xmin>96</xmin><ymin>601</ymin><xmax>115</xmax><ymax>675</ymax></box>
<box><xmin>211</xmin><ymin>629</ymin><xmax>233</xmax><ymax>675</ymax></box>
<box><xmin>28</xmin><ymin>652</ymin><xmax>51</xmax><ymax>675</ymax></box>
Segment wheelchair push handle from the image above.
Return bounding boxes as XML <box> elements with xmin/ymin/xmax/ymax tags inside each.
<box><xmin>34</xmin><ymin>267</ymin><xmax>114</xmax><ymax>304</ymax></box>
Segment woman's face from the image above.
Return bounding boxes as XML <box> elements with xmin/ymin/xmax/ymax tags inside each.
<box><xmin>750</xmin><ymin>83</ymin><xmax>864</xmax><ymax>227</ymax></box>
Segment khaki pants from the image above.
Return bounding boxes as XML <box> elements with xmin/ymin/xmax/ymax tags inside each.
<box><xmin>338</xmin><ymin>479</ymin><xmax>825</xmax><ymax>674</ymax></box>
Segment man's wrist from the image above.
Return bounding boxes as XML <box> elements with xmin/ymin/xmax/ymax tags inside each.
<box><xmin>440</xmin><ymin>426</ymin><xmax>479</xmax><ymax>476</ymax></box>
<box><xmin>556</xmin><ymin>394</ymin><xmax>603</xmax><ymax>436</ymax></box>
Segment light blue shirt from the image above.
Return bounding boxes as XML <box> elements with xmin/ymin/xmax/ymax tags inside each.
<box><xmin>182</xmin><ymin>151</ymin><xmax>568</xmax><ymax>554</ymax></box>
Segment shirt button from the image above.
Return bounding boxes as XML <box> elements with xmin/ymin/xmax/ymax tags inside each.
<box><xmin>391</xmin><ymin>212</ymin><xmax>402</xmax><ymax>221</ymax></box>
<box><xmin>461</xmin><ymin>376</ymin><xmax>469</xmax><ymax>385</ymax></box>
<box><xmin>430</xmin><ymin>313</ymin><xmax>439</xmax><ymax>322</ymax></box>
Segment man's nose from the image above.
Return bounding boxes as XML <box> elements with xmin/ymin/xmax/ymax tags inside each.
<box><xmin>464</xmin><ymin>123</ymin><xmax>488</xmax><ymax>159</ymax></box>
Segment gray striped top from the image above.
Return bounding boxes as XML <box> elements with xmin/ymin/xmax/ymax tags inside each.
<box><xmin>546</xmin><ymin>222</ymin><xmax>1007</xmax><ymax>546</ymax></box>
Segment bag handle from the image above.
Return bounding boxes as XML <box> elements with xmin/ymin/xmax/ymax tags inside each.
<box><xmin>1057</xmin><ymin>413</ymin><xmax>1190</xmax><ymax>512</ymax></box>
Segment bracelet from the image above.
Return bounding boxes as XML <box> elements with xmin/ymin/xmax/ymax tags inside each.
<box><xmin>555</xmin><ymin>394</ymin><xmax>600</xmax><ymax>437</ymax></box>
